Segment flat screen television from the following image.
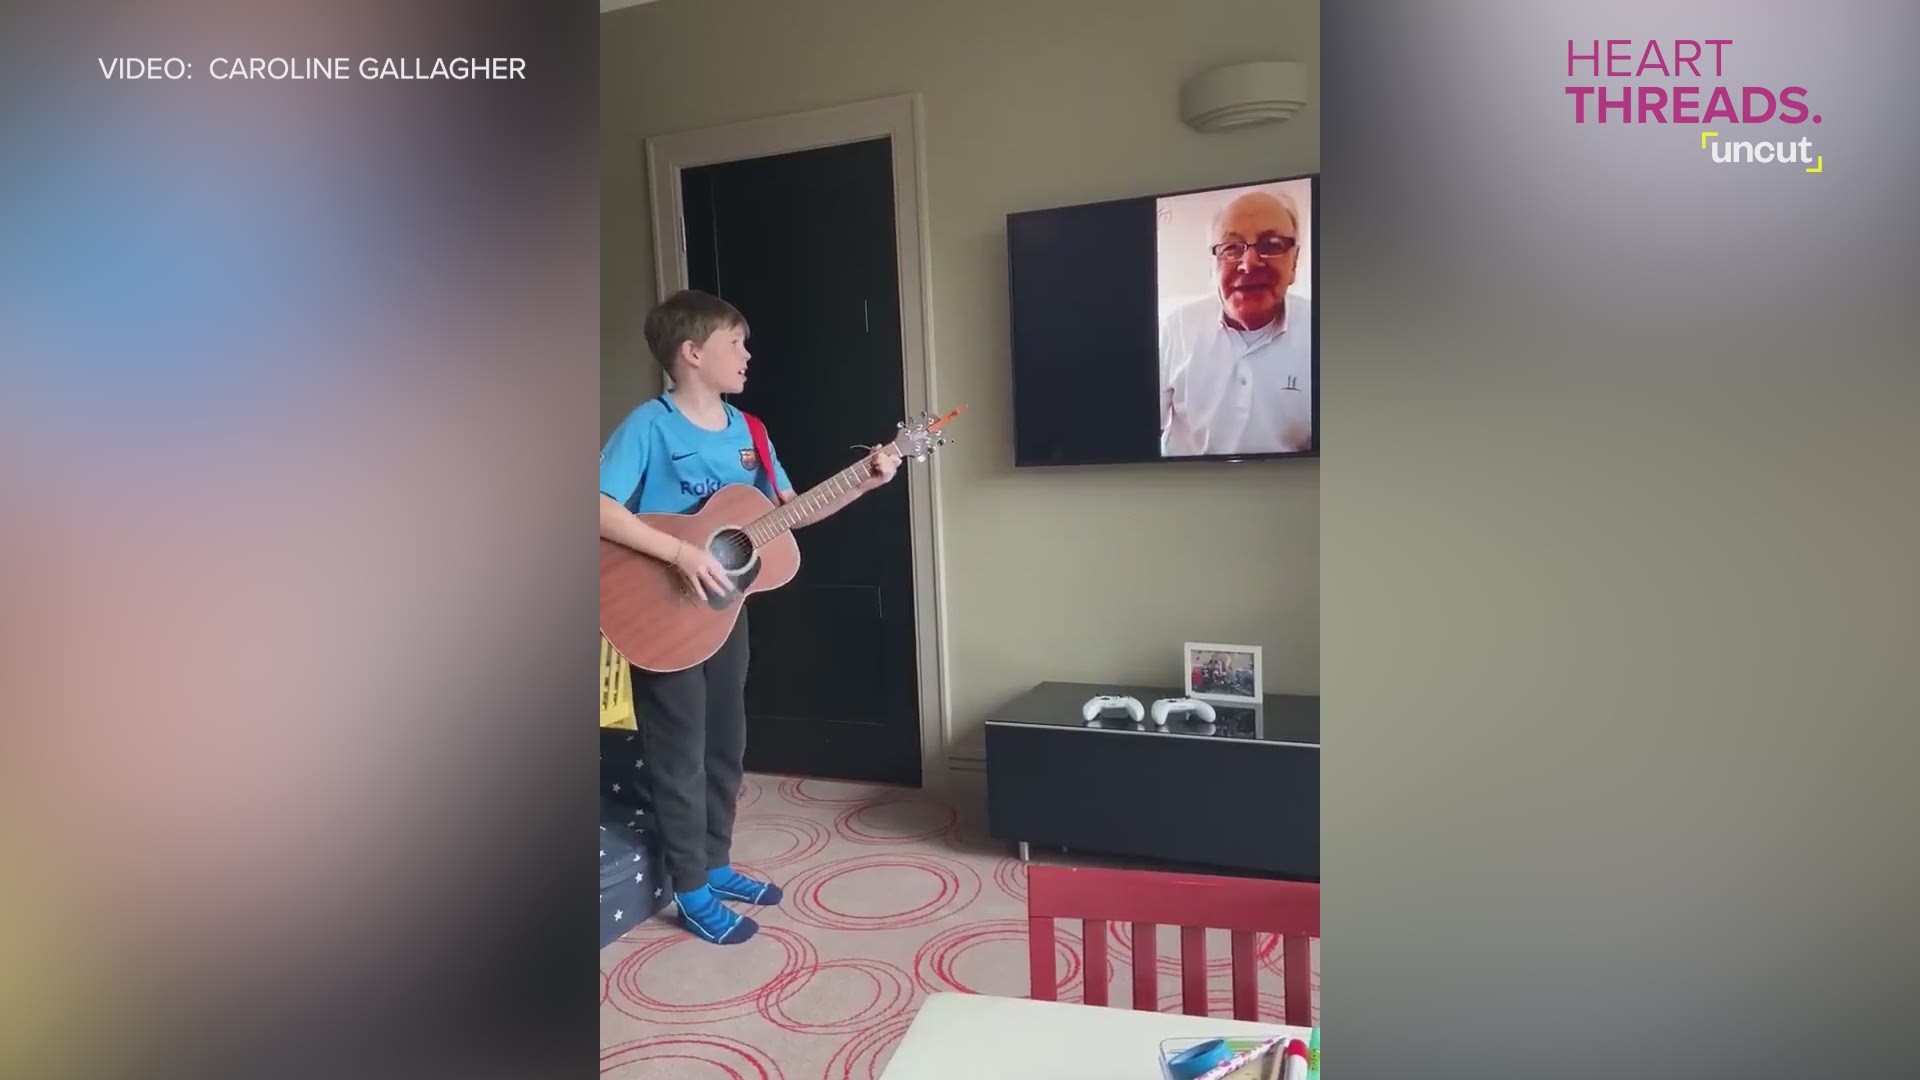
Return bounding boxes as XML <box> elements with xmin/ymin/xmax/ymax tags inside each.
<box><xmin>1007</xmin><ymin>172</ymin><xmax>1317</xmax><ymax>467</ymax></box>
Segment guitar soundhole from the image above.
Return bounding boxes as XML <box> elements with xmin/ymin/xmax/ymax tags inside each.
<box><xmin>708</xmin><ymin>529</ymin><xmax>755</xmax><ymax>574</ymax></box>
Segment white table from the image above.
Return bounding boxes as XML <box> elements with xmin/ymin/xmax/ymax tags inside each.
<box><xmin>879</xmin><ymin>993</ymin><xmax>1311</xmax><ymax>1080</ymax></box>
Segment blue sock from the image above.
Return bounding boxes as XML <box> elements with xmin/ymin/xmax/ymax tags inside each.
<box><xmin>673</xmin><ymin>884</ymin><xmax>758</xmax><ymax>944</ymax></box>
<box><xmin>707</xmin><ymin>865</ymin><xmax>783</xmax><ymax>906</ymax></box>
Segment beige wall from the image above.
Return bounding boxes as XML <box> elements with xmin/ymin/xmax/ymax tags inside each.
<box><xmin>603</xmin><ymin>0</ymin><xmax>1319</xmax><ymax>763</ymax></box>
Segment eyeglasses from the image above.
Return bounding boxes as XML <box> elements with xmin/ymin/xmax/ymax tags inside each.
<box><xmin>1211</xmin><ymin>236</ymin><xmax>1297</xmax><ymax>261</ymax></box>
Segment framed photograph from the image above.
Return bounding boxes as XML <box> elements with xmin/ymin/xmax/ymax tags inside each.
<box><xmin>1184</xmin><ymin>642</ymin><xmax>1263</xmax><ymax>704</ymax></box>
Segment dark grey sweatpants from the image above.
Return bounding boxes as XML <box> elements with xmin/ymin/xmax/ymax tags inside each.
<box><xmin>629</xmin><ymin>610</ymin><xmax>750</xmax><ymax>896</ymax></box>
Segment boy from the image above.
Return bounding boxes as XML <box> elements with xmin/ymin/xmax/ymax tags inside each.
<box><xmin>598</xmin><ymin>289</ymin><xmax>897</xmax><ymax>945</ymax></box>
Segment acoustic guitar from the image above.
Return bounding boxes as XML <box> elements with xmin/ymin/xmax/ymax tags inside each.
<box><xmin>600</xmin><ymin>406</ymin><xmax>964</xmax><ymax>673</ymax></box>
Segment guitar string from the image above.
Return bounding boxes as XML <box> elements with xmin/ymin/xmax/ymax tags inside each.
<box><xmin>742</xmin><ymin>460</ymin><xmax>881</xmax><ymax>546</ymax></box>
<box><xmin>687</xmin><ymin>434</ymin><xmax>945</xmax><ymax>593</ymax></box>
<box><xmin>670</xmin><ymin>419</ymin><xmax>952</xmax><ymax>594</ymax></box>
<box><xmin>731</xmin><ymin>436</ymin><xmax>936</xmax><ymax>548</ymax></box>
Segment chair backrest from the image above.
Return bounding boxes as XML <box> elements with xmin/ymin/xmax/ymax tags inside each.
<box><xmin>1026</xmin><ymin>864</ymin><xmax>1318</xmax><ymax>1025</ymax></box>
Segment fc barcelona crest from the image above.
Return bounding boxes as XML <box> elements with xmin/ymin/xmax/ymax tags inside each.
<box><xmin>738</xmin><ymin>447</ymin><xmax>759</xmax><ymax>471</ymax></box>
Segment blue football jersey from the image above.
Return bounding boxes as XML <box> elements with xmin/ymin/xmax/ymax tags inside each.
<box><xmin>599</xmin><ymin>396</ymin><xmax>793</xmax><ymax>514</ymax></box>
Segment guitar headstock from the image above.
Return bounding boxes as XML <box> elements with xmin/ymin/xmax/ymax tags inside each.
<box><xmin>891</xmin><ymin>405</ymin><xmax>966</xmax><ymax>462</ymax></box>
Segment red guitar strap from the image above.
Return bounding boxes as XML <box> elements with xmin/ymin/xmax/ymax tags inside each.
<box><xmin>740</xmin><ymin>409</ymin><xmax>777</xmax><ymax>499</ymax></box>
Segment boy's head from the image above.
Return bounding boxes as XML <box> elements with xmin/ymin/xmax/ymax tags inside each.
<box><xmin>643</xmin><ymin>289</ymin><xmax>751</xmax><ymax>394</ymax></box>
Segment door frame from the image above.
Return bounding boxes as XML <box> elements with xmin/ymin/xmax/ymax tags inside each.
<box><xmin>644</xmin><ymin>93</ymin><xmax>952</xmax><ymax>789</ymax></box>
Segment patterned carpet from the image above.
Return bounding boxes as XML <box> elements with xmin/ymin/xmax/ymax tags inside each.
<box><xmin>598</xmin><ymin>775</ymin><xmax>1319</xmax><ymax>1079</ymax></box>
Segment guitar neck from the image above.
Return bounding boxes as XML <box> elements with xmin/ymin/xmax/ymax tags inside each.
<box><xmin>742</xmin><ymin>450</ymin><xmax>892</xmax><ymax>545</ymax></box>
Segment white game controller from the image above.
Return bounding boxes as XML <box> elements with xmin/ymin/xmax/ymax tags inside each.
<box><xmin>1081</xmin><ymin>695</ymin><xmax>1146</xmax><ymax>724</ymax></box>
<box><xmin>1149</xmin><ymin>697</ymin><xmax>1217</xmax><ymax>726</ymax></box>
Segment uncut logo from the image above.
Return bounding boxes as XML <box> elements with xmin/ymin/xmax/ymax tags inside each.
<box><xmin>1699</xmin><ymin>130</ymin><xmax>1822</xmax><ymax>173</ymax></box>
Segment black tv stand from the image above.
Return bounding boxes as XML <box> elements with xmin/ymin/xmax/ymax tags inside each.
<box><xmin>983</xmin><ymin>681</ymin><xmax>1319</xmax><ymax>880</ymax></box>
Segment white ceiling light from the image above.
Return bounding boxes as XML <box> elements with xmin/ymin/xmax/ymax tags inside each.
<box><xmin>1180</xmin><ymin>60</ymin><xmax>1311</xmax><ymax>132</ymax></box>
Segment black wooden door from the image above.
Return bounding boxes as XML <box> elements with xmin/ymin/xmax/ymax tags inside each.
<box><xmin>681</xmin><ymin>136</ymin><xmax>921</xmax><ymax>786</ymax></box>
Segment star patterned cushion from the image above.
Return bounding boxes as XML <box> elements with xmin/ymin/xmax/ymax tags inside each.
<box><xmin>600</xmin><ymin>732</ymin><xmax>669</xmax><ymax>946</ymax></box>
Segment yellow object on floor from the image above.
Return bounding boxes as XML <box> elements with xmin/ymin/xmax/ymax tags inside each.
<box><xmin>600</xmin><ymin>635</ymin><xmax>635</xmax><ymax>730</ymax></box>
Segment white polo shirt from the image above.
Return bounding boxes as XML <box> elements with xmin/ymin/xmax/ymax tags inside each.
<box><xmin>1160</xmin><ymin>292</ymin><xmax>1313</xmax><ymax>456</ymax></box>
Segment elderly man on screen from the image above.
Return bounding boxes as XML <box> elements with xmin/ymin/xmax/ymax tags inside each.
<box><xmin>1160</xmin><ymin>189</ymin><xmax>1313</xmax><ymax>457</ymax></box>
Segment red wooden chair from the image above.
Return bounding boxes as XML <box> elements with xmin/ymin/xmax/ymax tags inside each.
<box><xmin>1026</xmin><ymin>864</ymin><xmax>1318</xmax><ymax>1024</ymax></box>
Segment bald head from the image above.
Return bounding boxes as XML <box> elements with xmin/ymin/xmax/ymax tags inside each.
<box><xmin>1211</xmin><ymin>190</ymin><xmax>1298</xmax><ymax>240</ymax></box>
<box><xmin>1211</xmin><ymin>189</ymin><xmax>1300</xmax><ymax>332</ymax></box>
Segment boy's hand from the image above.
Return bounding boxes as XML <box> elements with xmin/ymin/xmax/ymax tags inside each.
<box><xmin>671</xmin><ymin>541</ymin><xmax>733</xmax><ymax>601</ymax></box>
<box><xmin>857</xmin><ymin>447</ymin><xmax>899</xmax><ymax>491</ymax></box>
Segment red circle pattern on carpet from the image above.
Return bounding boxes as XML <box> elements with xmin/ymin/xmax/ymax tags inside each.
<box><xmin>601</xmin><ymin>776</ymin><xmax>1320</xmax><ymax>1079</ymax></box>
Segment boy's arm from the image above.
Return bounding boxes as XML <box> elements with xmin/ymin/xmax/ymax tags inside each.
<box><xmin>598</xmin><ymin>413</ymin><xmax>726</xmax><ymax>597</ymax></box>
<box><xmin>600</xmin><ymin>495</ymin><xmax>735</xmax><ymax>600</ymax></box>
<box><xmin>598</xmin><ymin>494</ymin><xmax>678</xmax><ymax>560</ymax></box>
<box><xmin>597</xmin><ymin>415</ymin><xmax>689</xmax><ymax>568</ymax></box>
<box><xmin>770</xmin><ymin>441</ymin><xmax>795</xmax><ymax>503</ymax></box>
